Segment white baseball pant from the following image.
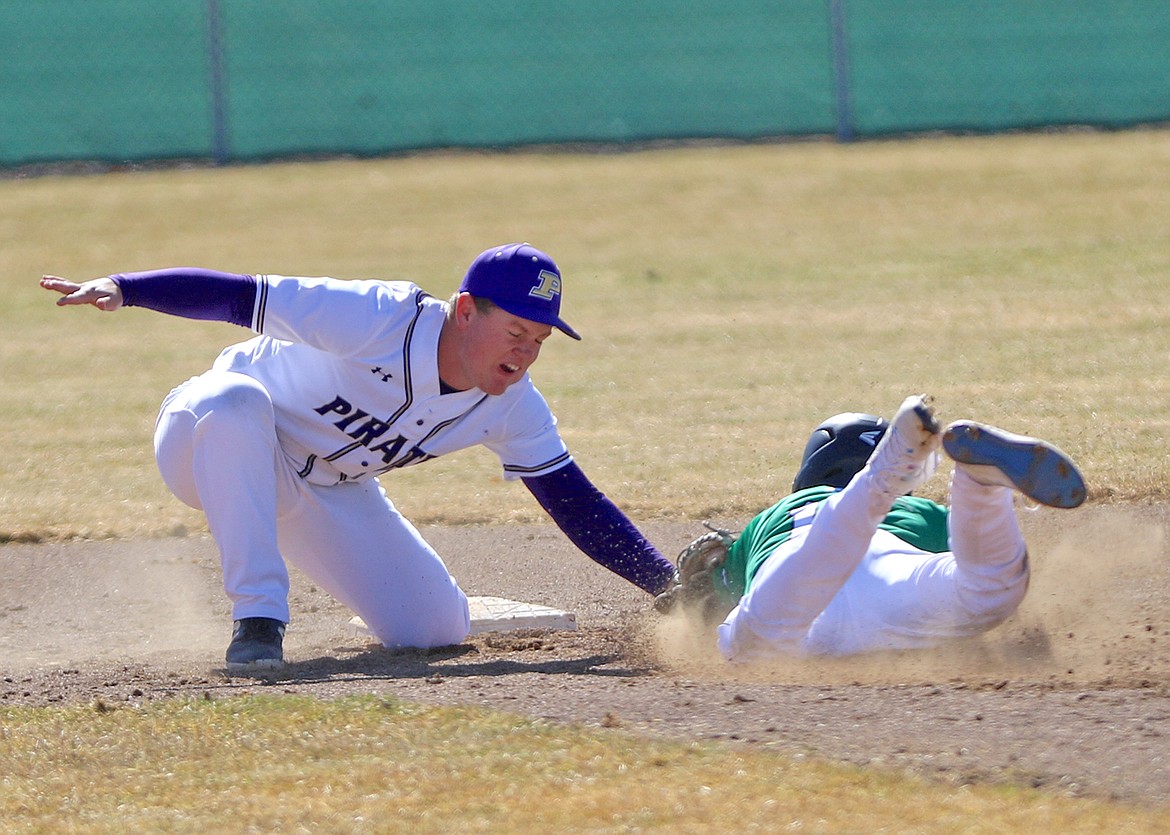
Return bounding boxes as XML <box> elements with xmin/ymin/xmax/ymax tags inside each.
<box><xmin>153</xmin><ymin>370</ymin><xmax>471</xmax><ymax>648</ymax></box>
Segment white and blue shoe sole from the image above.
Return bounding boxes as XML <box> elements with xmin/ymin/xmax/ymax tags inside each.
<box><xmin>942</xmin><ymin>421</ymin><xmax>1087</xmax><ymax>509</ymax></box>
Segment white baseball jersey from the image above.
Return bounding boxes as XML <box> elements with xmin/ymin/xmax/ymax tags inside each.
<box><xmin>211</xmin><ymin>274</ymin><xmax>571</xmax><ymax>486</ymax></box>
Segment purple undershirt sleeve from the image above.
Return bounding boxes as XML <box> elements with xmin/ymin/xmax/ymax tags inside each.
<box><xmin>523</xmin><ymin>461</ymin><xmax>676</xmax><ymax>596</ymax></box>
<box><xmin>111</xmin><ymin>268</ymin><xmax>257</xmax><ymax>327</ymax></box>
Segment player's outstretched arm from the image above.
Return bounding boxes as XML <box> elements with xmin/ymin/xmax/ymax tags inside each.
<box><xmin>523</xmin><ymin>461</ymin><xmax>677</xmax><ymax>596</ymax></box>
<box><xmin>41</xmin><ymin>269</ymin><xmax>257</xmax><ymax>325</ymax></box>
<box><xmin>40</xmin><ymin>275</ymin><xmax>124</xmax><ymax>312</ymax></box>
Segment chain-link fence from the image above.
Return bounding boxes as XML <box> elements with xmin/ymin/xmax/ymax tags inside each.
<box><xmin>2</xmin><ymin>1</ymin><xmax>1168</xmax><ymax>168</ymax></box>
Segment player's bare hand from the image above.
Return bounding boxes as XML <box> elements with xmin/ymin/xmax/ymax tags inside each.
<box><xmin>40</xmin><ymin>275</ymin><xmax>124</xmax><ymax>311</ymax></box>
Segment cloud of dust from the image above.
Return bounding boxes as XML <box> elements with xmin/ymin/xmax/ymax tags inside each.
<box><xmin>33</xmin><ymin>544</ymin><xmax>227</xmax><ymax>669</ymax></box>
<box><xmin>1006</xmin><ymin>506</ymin><xmax>1168</xmax><ymax>682</ymax></box>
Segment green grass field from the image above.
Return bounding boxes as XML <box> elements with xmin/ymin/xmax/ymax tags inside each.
<box><xmin>3</xmin><ymin>132</ymin><xmax>1170</xmax><ymax>829</ymax></box>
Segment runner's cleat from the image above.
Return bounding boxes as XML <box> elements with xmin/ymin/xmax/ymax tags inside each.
<box><xmin>942</xmin><ymin>420</ymin><xmax>1086</xmax><ymax>509</ymax></box>
<box><xmin>866</xmin><ymin>394</ymin><xmax>942</xmax><ymax>497</ymax></box>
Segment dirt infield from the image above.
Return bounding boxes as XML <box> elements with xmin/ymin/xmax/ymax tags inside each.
<box><xmin>2</xmin><ymin>505</ymin><xmax>1168</xmax><ymax>807</ymax></box>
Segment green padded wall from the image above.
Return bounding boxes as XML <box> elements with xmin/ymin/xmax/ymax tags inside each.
<box><xmin>0</xmin><ymin>2</ymin><xmax>212</xmax><ymax>163</ymax></box>
<box><xmin>1</xmin><ymin>1</ymin><xmax>1167</xmax><ymax>167</ymax></box>
<box><xmin>217</xmin><ymin>0</ymin><xmax>832</xmax><ymax>158</ymax></box>
<box><xmin>842</xmin><ymin>0</ymin><xmax>1170</xmax><ymax>135</ymax></box>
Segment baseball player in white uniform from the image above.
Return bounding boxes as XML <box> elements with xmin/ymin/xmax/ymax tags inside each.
<box><xmin>41</xmin><ymin>243</ymin><xmax>677</xmax><ymax>670</ymax></box>
<box><xmin>659</xmin><ymin>395</ymin><xmax>1087</xmax><ymax>660</ymax></box>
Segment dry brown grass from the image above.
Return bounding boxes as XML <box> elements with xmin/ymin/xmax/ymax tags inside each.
<box><xmin>2</xmin><ymin>695</ymin><xmax>1164</xmax><ymax>833</ymax></box>
<box><xmin>3</xmin><ymin>130</ymin><xmax>1169</xmax><ymax>540</ymax></box>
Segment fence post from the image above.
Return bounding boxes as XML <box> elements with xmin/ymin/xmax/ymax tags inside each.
<box><xmin>829</xmin><ymin>0</ymin><xmax>854</xmax><ymax>142</ymax></box>
<box><xmin>206</xmin><ymin>0</ymin><xmax>230</xmax><ymax>164</ymax></box>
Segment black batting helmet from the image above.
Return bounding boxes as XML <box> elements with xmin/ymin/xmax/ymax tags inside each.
<box><xmin>792</xmin><ymin>412</ymin><xmax>888</xmax><ymax>492</ymax></box>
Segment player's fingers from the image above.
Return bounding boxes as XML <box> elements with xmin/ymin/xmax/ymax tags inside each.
<box><xmin>40</xmin><ymin>275</ymin><xmax>80</xmax><ymax>295</ymax></box>
<box><xmin>42</xmin><ymin>276</ymin><xmax>122</xmax><ymax>310</ymax></box>
<box><xmin>41</xmin><ymin>275</ymin><xmax>97</xmax><ymax>305</ymax></box>
<box><xmin>56</xmin><ymin>288</ymin><xmax>99</xmax><ymax>306</ymax></box>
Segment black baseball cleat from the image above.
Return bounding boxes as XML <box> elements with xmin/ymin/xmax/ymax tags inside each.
<box><xmin>225</xmin><ymin>617</ymin><xmax>286</xmax><ymax>671</ymax></box>
<box><xmin>942</xmin><ymin>420</ymin><xmax>1087</xmax><ymax>509</ymax></box>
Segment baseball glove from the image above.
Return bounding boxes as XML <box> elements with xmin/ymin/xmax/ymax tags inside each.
<box><xmin>654</xmin><ymin>523</ymin><xmax>737</xmax><ymax>624</ymax></box>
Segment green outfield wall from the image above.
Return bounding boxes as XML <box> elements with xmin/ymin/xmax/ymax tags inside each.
<box><xmin>1</xmin><ymin>1</ymin><xmax>1167</xmax><ymax>167</ymax></box>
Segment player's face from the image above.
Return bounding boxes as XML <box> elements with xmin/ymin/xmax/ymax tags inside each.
<box><xmin>460</xmin><ymin>302</ymin><xmax>552</xmax><ymax>395</ymax></box>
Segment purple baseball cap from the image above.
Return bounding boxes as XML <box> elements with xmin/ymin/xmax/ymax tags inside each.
<box><xmin>459</xmin><ymin>243</ymin><xmax>582</xmax><ymax>340</ymax></box>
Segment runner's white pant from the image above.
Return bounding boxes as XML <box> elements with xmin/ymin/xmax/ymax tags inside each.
<box><xmin>717</xmin><ymin>464</ymin><xmax>1029</xmax><ymax>659</ymax></box>
<box><xmin>153</xmin><ymin>370</ymin><xmax>471</xmax><ymax>648</ymax></box>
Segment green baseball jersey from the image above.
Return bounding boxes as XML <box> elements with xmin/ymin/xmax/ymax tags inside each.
<box><xmin>715</xmin><ymin>487</ymin><xmax>951</xmax><ymax>602</ymax></box>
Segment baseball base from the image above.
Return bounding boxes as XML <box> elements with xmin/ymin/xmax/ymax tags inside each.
<box><xmin>347</xmin><ymin>595</ymin><xmax>577</xmax><ymax>641</ymax></box>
